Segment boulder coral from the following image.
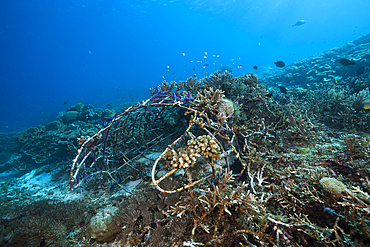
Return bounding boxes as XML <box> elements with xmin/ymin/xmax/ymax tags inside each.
<box><xmin>87</xmin><ymin>206</ymin><xmax>120</xmax><ymax>242</ymax></box>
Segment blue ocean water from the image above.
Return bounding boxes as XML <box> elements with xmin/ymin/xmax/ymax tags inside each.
<box><xmin>1</xmin><ymin>0</ymin><xmax>369</xmax><ymax>132</ymax></box>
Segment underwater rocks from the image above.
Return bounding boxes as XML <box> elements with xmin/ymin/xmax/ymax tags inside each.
<box><xmin>69</xmin><ymin>101</ymin><xmax>85</xmax><ymax>112</ymax></box>
<box><xmin>259</xmin><ymin>33</ymin><xmax>370</xmax><ymax>88</ymax></box>
<box><xmin>87</xmin><ymin>206</ymin><xmax>120</xmax><ymax>242</ymax></box>
<box><xmin>45</xmin><ymin>120</ymin><xmax>64</xmax><ymax>131</ymax></box>
<box><xmin>11</xmin><ymin>102</ymin><xmax>116</xmax><ymax>172</ymax></box>
<box><xmin>60</xmin><ymin>110</ymin><xmax>80</xmax><ymax>123</ymax></box>
<box><xmin>58</xmin><ymin>102</ymin><xmax>116</xmax><ymax>124</ymax></box>
<box><xmin>14</xmin><ymin>122</ymin><xmax>74</xmax><ymax>166</ymax></box>
<box><xmin>0</xmin><ymin>132</ymin><xmax>19</xmax><ymax>173</ymax></box>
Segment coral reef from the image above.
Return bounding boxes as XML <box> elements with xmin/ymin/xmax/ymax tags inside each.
<box><xmin>2</xmin><ymin>33</ymin><xmax>370</xmax><ymax>246</ymax></box>
<box><xmin>66</xmin><ymin>62</ymin><xmax>370</xmax><ymax>246</ymax></box>
<box><xmin>0</xmin><ymin>199</ymin><xmax>97</xmax><ymax>246</ymax></box>
<box><xmin>259</xmin><ymin>33</ymin><xmax>370</xmax><ymax>88</ymax></box>
<box><xmin>9</xmin><ymin>102</ymin><xmax>118</xmax><ymax>173</ymax></box>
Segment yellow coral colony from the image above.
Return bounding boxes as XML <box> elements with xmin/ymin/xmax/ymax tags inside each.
<box><xmin>164</xmin><ymin>133</ymin><xmax>221</xmax><ymax>170</ymax></box>
<box><xmin>187</xmin><ymin>134</ymin><xmax>221</xmax><ymax>161</ymax></box>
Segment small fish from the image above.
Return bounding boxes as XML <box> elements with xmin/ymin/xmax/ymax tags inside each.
<box><xmin>63</xmin><ymin>102</ymin><xmax>67</xmax><ymax>105</ymax></box>
<box><xmin>182</xmin><ymin>53</ymin><xmax>186</xmax><ymax>56</ymax></box>
<box><xmin>363</xmin><ymin>102</ymin><xmax>370</xmax><ymax>110</ymax></box>
<box><xmin>278</xmin><ymin>86</ymin><xmax>287</xmax><ymax>94</ymax></box>
<box><xmin>274</xmin><ymin>61</ymin><xmax>285</xmax><ymax>68</ymax></box>
<box><xmin>292</xmin><ymin>20</ymin><xmax>305</xmax><ymax>27</ymax></box>
<box><xmin>253</xmin><ymin>66</ymin><xmax>258</xmax><ymax>70</ymax></box>
<box><xmin>323</xmin><ymin>207</ymin><xmax>334</xmax><ymax>215</ymax></box>
<box><xmin>204</xmin><ymin>64</ymin><xmax>209</xmax><ymax>66</ymax></box>
<box><xmin>238</xmin><ymin>65</ymin><xmax>243</xmax><ymax>68</ymax></box>
<box><xmin>204</xmin><ymin>52</ymin><xmax>207</xmax><ymax>55</ymax></box>
<box><xmin>335</xmin><ymin>58</ymin><xmax>356</xmax><ymax>66</ymax></box>
<box><xmin>357</xmin><ymin>67</ymin><xmax>365</xmax><ymax>74</ymax></box>
<box><xmin>193</xmin><ymin>67</ymin><xmax>196</xmax><ymax>71</ymax></box>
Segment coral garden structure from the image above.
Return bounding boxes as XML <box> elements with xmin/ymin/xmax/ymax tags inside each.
<box><xmin>1</xmin><ymin>34</ymin><xmax>370</xmax><ymax>246</ymax></box>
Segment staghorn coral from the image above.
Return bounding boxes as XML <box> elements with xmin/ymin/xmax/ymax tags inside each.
<box><xmin>1</xmin><ymin>199</ymin><xmax>95</xmax><ymax>247</ymax></box>
<box><xmin>14</xmin><ymin>216</ymin><xmax>67</xmax><ymax>247</ymax></box>
<box><xmin>328</xmin><ymin>87</ymin><xmax>347</xmax><ymax>106</ymax></box>
<box><xmin>193</xmin><ymin>87</ymin><xmax>225</xmax><ymax>116</ymax></box>
<box><xmin>348</xmin><ymin>87</ymin><xmax>370</xmax><ymax>112</ymax></box>
<box><xmin>341</xmin><ymin>133</ymin><xmax>370</xmax><ymax>157</ymax></box>
<box><xmin>237</xmin><ymin>72</ymin><xmax>258</xmax><ymax>87</ymax></box>
<box><xmin>168</xmin><ymin>170</ymin><xmax>265</xmax><ymax>245</ymax></box>
<box><xmin>201</xmin><ymin>70</ymin><xmax>235</xmax><ymax>97</ymax></box>
<box><xmin>304</xmin><ymin>81</ymin><xmax>370</xmax><ymax>131</ymax></box>
<box><xmin>176</xmin><ymin>76</ymin><xmax>202</xmax><ymax>93</ymax></box>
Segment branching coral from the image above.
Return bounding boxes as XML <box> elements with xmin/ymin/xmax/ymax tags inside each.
<box><xmin>238</xmin><ymin>72</ymin><xmax>258</xmax><ymax>87</ymax></box>
<box><xmin>201</xmin><ymin>70</ymin><xmax>235</xmax><ymax>91</ymax></box>
<box><xmin>341</xmin><ymin>133</ymin><xmax>370</xmax><ymax>157</ymax></box>
<box><xmin>169</xmin><ymin>170</ymin><xmax>265</xmax><ymax>245</ymax></box>
<box><xmin>193</xmin><ymin>87</ymin><xmax>225</xmax><ymax>116</ymax></box>
<box><xmin>348</xmin><ymin>87</ymin><xmax>370</xmax><ymax>112</ymax></box>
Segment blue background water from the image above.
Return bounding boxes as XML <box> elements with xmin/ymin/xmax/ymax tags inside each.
<box><xmin>1</xmin><ymin>0</ymin><xmax>369</xmax><ymax>132</ymax></box>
